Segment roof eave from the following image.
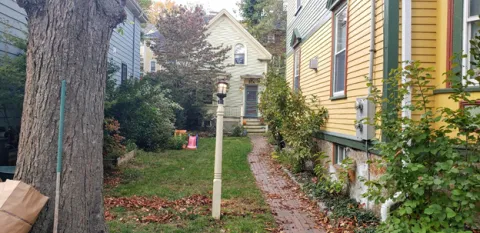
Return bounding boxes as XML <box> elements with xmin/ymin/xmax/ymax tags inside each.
<box><xmin>126</xmin><ymin>0</ymin><xmax>148</xmax><ymax>23</ymax></box>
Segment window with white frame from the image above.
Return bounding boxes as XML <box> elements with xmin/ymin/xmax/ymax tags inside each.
<box><xmin>234</xmin><ymin>44</ymin><xmax>246</xmax><ymax>65</ymax></box>
<box><xmin>335</xmin><ymin>144</ymin><xmax>347</xmax><ymax>164</ymax></box>
<box><xmin>268</xmin><ymin>33</ymin><xmax>276</xmax><ymax>44</ymax></box>
<box><xmin>294</xmin><ymin>48</ymin><xmax>300</xmax><ymax>90</ymax></box>
<box><xmin>464</xmin><ymin>0</ymin><xmax>480</xmax><ymax>85</ymax></box>
<box><xmin>332</xmin><ymin>5</ymin><xmax>347</xmax><ymax>96</ymax></box>
<box><xmin>150</xmin><ymin>60</ymin><xmax>156</xmax><ymax>72</ymax></box>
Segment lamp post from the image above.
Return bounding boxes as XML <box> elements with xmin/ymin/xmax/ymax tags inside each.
<box><xmin>212</xmin><ymin>80</ymin><xmax>228</xmax><ymax>219</ymax></box>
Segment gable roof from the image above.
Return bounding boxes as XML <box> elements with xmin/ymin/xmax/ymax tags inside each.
<box><xmin>207</xmin><ymin>9</ymin><xmax>272</xmax><ymax>61</ymax></box>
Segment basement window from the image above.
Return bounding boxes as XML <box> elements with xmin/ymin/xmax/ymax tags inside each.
<box><xmin>334</xmin><ymin>144</ymin><xmax>347</xmax><ymax>164</ymax></box>
<box><xmin>460</xmin><ymin>100</ymin><xmax>480</xmax><ymax>130</ymax></box>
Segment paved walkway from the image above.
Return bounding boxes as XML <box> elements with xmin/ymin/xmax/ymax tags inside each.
<box><xmin>248</xmin><ymin>136</ymin><xmax>326</xmax><ymax>233</ymax></box>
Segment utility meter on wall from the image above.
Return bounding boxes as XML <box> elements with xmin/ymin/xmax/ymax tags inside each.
<box><xmin>355</xmin><ymin>98</ymin><xmax>375</xmax><ymax>140</ymax></box>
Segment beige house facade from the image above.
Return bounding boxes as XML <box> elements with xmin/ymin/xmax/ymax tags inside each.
<box><xmin>141</xmin><ymin>10</ymin><xmax>272</xmax><ymax>133</ymax></box>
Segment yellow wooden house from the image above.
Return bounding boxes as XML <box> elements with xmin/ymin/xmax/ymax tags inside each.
<box><xmin>286</xmin><ymin>0</ymin><xmax>480</xmax><ymax>216</ymax></box>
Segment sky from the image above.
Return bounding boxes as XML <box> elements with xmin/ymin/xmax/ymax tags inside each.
<box><xmin>153</xmin><ymin>0</ymin><xmax>241</xmax><ymax>19</ymax></box>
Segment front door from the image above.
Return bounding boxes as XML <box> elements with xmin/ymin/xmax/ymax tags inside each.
<box><xmin>245</xmin><ymin>85</ymin><xmax>258</xmax><ymax>118</ymax></box>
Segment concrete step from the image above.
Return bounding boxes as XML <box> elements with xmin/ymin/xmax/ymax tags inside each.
<box><xmin>245</xmin><ymin>128</ymin><xmax>266</xmax><ymax>134</ymax></box>
<box><xmin>247</xmin><ymin>132</ymin><xmax>265</xmax><ymax>136</ymax></box>
<box><xmin>245</xmin><ymin>121</ymin><xmax>262</xmax><ymax>126</ymax></box>
<box><xmin>244</xmin><ymin>125</ymin><xmax>265</xmax><ymax>130</ymax></box>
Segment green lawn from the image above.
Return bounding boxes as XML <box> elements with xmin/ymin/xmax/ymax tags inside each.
<box><xmin>105</xmin><ymin>137</ymin><xmax>276</xmax><ymax>233</ymax></box>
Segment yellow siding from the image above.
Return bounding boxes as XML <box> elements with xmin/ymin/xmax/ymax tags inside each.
<box><xmin>432</xmin><ymin>1</ymin><xmax>480</xmax><ymax>130</ymax></box>
<box><xmin>399</xmin><ymin>0</ymin><xmax>437</xmax><ymax>121</ymax></box>
<box><xmin>435</xmin><ymin>0</ymin><xmax>448</xmax><ymax>88</ymax></box>
<box><xmin>141</xmin><ymin>45</ymin><xmax>162</xmax><ymax>73</ymax></box>
<box><xmin>286</xmin><ymin>0</ymin><xmax>478</xmax><ymax>139</ymax></box>
<box><xmin>286</xmin><ymin>54</ymin><xmax>293</xmax><ymax>88</ymax></box>
<box><xmin>287</xmin><ymin>0</ymin><xmax>384</xmax><ymax>137</ymax></box>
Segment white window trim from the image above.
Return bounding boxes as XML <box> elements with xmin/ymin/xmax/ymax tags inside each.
<box><xmin>332</xmin><ymin>4</ymin><xmax>347</xmax><ymax>97</ymax></box>
<box><xmin>150</xmin><ymin>60</ymin><xmax>156</xmax><ymax>72</ymax></box>
<box><xmin>462</xmin><ymin>0</ymin><xmax>480</xmax><ymax>86</ymax></box>
<box><xmin>234</xmin><ymin>43</ymin><xmax>247</xmax><ymax>65</ymax></box>
<box><xmin>295</xmin><ymin>0</ymin><xmax>302</xmax><ymax>16</ymax></box>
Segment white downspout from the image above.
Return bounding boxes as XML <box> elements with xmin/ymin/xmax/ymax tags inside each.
<box><xmin>368</xmin><ymin>0</ymin><xmax>376</xmax><ymax>96</ymax></box>
<box><xmin>365</xmin><ymin>0</ymin><xmax>376</xmax><ymax>210</ymax></box>
<box><xmin>381</xmin><ymin>0</ymin><xmax>412</xmax><ymax>222</ymax></box>
<box><xmin>462</xmin><ymin>0</ymin><xmax>469</xmax><ymax>79</ymax></box>
<box><xmin>401</xmin><ymin>0</ymin><xmax>412</xmax><ymax>119</ymax></box>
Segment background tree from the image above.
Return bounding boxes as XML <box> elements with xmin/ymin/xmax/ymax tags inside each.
<box><xmin>238</xmin><ymin>0</ymin><xmax>286</xmax><ymax>74</ymax></box>
<box><xmin>137</xmin><ymin>0</ymin><xmax>152</xmax><ymax>11</ymax></box>
<box><xmin>13</xmin><ymin>1</ymin><xmax>126</xmax><ymax>232</ymax></box>
<box><xmin>150</xmin><ymin>5</ymin><xmax>231</xmax><ymax>129</ymax></box>
<box><xmin>0</xmin><ymin>35</ymin><xmax>26</xmax><ymax>128</ymax></box>
<box><xmin>148</xmin><ymin>0</ymin><xmax>178</xmax><ymax>23</ymax></box>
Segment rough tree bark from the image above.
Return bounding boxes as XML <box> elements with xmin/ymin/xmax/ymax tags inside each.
<box><xmin>13</xmin><ymin>1</ymin><xmax>126</xmax><ymax>232</ymax></box>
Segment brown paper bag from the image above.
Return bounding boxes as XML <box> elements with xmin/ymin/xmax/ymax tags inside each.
<box><xmin>0</xmin><ymin>180</ymin><xmax>49</xmax><ymax>233</ymax></box>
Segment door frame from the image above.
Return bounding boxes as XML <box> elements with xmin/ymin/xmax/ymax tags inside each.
<box><xmin>244</xmin><ymin>84</ymin><xmax>258</xmax><ymax>118</ymax></box>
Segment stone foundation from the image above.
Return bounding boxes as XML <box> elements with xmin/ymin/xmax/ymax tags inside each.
<box><xmin>314</xmin><ymin>138</ymin><xmax>385</xmax><ymax>215</ymax></box>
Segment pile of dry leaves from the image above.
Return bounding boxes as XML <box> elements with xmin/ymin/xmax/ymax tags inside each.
<box><xmin>104</xmin><ymin>194</ymin><xmax>212</xmax><ymax>223</ymax></box>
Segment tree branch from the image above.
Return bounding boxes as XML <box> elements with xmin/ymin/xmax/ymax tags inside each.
<box><xmin>95</xmin><ymin>0</ymin><xmax>127</xmax><ymax>27</ymax></box>
<box><xmin>16</xmin><ymin>0</ymin><xmax>46</xmax><ymax>15</ymax></box>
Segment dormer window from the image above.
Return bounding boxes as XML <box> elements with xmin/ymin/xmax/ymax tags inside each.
<box><xmin>234</xmin><ymin>44</ymin><xmax>246</xmax><ymax>65</ymax></box>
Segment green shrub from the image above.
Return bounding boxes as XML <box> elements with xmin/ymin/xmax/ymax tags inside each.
<box><xmin>230</xmin><ymin>125</ymin><xmax>246</xmax><ymax>137</ymax></box>
<box><xmin>125</xmin><ymin>139</ymin><xmax>137</xmax><ymax>152</ymax></box>
<box><xmin>168</xmin><ymin>135</ymin><xmax>187</xmax><ymax>150</ymax></box>
<box><xmin>105</xmin><ymin>77</ymin><xmax>181</xmax><ymax>151</ymax></box>
<box><xmin>259</xmin><ymin>71</ymin><xmax>328</xmax><ymax>169</ymax></box>
<box><xmin>364</xmin><ymin>60</ymin><xmax>480</xmax><ymax>231</ymax></box>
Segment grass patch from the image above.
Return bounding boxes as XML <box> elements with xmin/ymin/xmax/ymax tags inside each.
<box><xmin>105</xmin><ymin>137</ymin><xmax>276</xmax><ymax>232</ymax></box>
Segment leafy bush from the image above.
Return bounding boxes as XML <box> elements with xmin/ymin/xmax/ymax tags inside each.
<box><xmin>230</xmin><ymin>125</ymin><xmax>246</xmax><ymax>137</ymax></box>
<box><xmin>103</xmin><ymin>118</ymin><xmax>126</xmax><ymax>170</ymax></box>
<box><xmin>168</xmin><ymin>135</ymin><xmax>187</xmax><ymax>150</ymax></box>
<box><xmin>259</xmin><ymin>71</ymin><xmax>328</xmax><ymax>169</ymax></box>
<box><xmin>125</xmin><ymin>139</ymin><xmax>137</xmax><ymax>152</ymax></box>
<box><xmin>302</xmin><ymin>175</ymin><xmax>379</xmax><ymax>228</ymax></box>
<box><xmin>105</xmin><ymin>76</ymin><xmax>181</xmax><ymax>151</ymax></box>
<box><xmin>259</xmin><ymin>71</ymin><xmax>290</xmax><ymax>146</ymax></box>
<box><xmin>363</xmin><ymin>59</ymin><xmax>480</xmax><ymax>231</ymax></box>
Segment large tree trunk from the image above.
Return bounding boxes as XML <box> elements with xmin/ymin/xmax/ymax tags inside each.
<box><xmin>13</xmin><ymin>1</ymin><xmax>126</xmax><ymax>232</ymax></box>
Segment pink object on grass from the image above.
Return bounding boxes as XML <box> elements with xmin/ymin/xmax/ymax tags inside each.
<box><xmin>186</xmin><ymin>135</ymin><xmax>198</xmax><ymax>150</ymax></box>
